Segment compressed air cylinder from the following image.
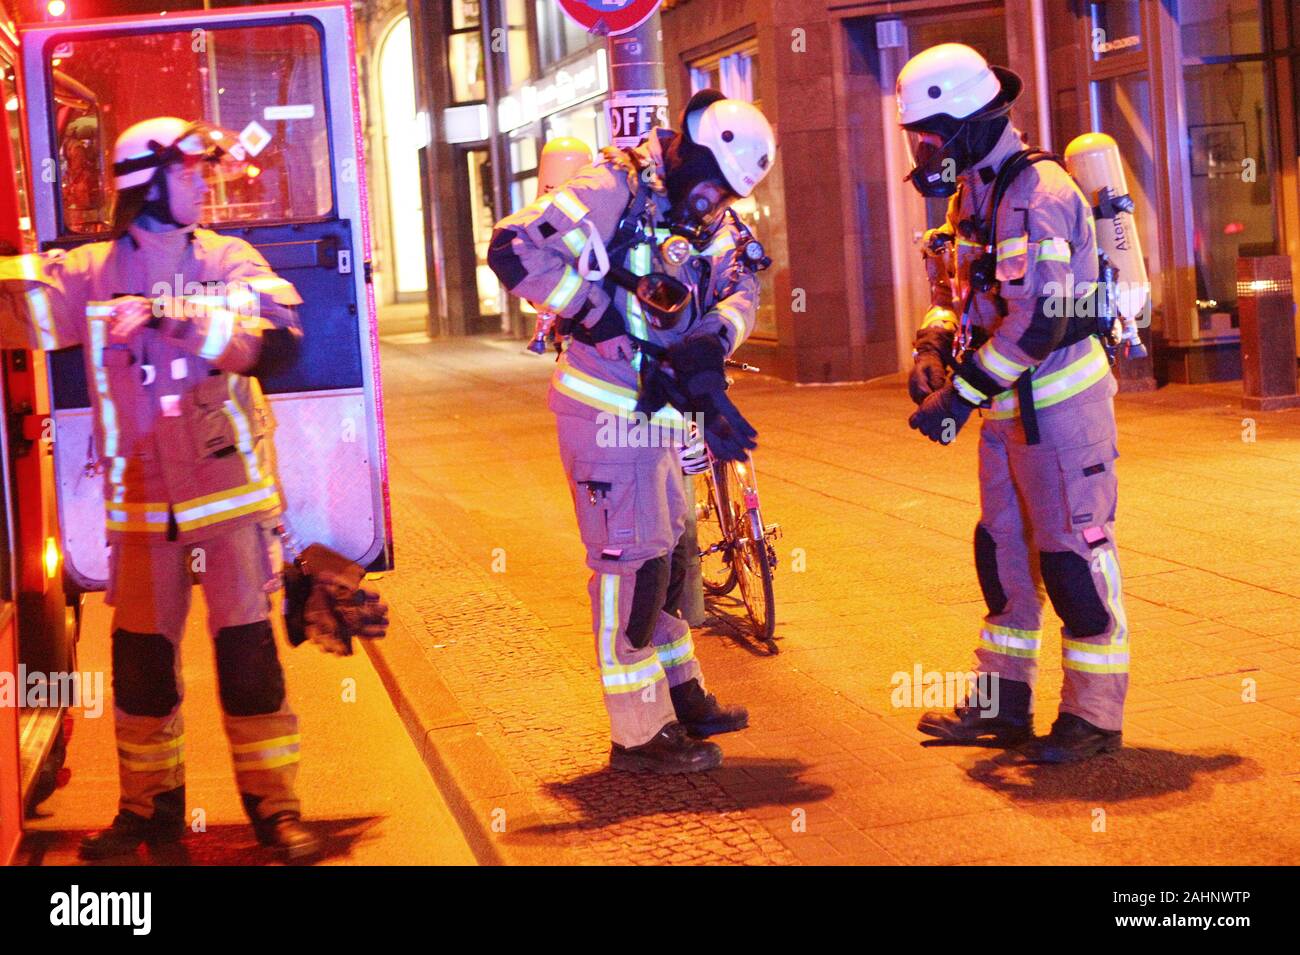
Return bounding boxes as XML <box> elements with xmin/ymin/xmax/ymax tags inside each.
<box><xmin>1064</xmin><ymin>132</ymin><xmax>1150</xmax><ymax>324</ymax></box>
<box><xmin>537</xmin><ymin>137</ymin><xmax>593</xmax><ymax>196</ymax></box>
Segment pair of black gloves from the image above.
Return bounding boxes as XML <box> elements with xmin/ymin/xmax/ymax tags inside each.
<box><xmin>908</xmin><ymin>324</ymin><xmax>976</xmax><ymax>445</ymax></box>
<box><xmin>636</xmin><ymin>332</ymin><xmax>757</xmax><ymax>462</ymax></box>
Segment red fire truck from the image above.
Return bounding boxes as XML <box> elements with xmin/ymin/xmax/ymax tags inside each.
<box><xmin>0</xmin><ymin>0</ymin><xmax>391</xmax><ymax>864</ymax></box>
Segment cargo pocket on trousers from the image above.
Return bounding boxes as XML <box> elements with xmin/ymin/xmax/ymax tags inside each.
<box><xmin>1057</xmin><ymin>439</ymin><xmax>1118</xmax><ymax>537</ymax></box>
<box><xmin>571</xmin><ymin>460</ymin><xmax>640</xmax><ymax>556</ymax></box>
<box><xmin>182</xmin><ymin>376</ymin><xmax>240</xmax><ymax>461</ymax></box>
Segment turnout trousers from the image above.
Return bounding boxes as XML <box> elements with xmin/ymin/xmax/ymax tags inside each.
<box><xmin>106</xmin><ymin>517</ymin><xmax>301</xmax><ymax>823</ymax></box>
<box><xmin>973</xmin><ymin>396</ymin><xmax>1130</xmax><ymax>730</ymax></box>
<box><xmin>555</xmin><ymin>412</ymin><xmax>704</xmax><ymax>747</ymax></box>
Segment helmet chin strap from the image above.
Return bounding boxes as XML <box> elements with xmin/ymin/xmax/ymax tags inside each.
<box><xmin>137</xmin><ymin>167</ymin><xmax>184</xmax><ymax>229</ymax></box>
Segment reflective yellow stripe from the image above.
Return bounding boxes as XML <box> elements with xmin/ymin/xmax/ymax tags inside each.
<box><xmin>978</xmin><ymin>341</ymin><xmax>1030</xmax><ymax>382</ymax></box>
<box><xmin>235</xmin><ymin>751</ymin><xmax>301</xmax><ymax>771</ymax></box>
<box><xmin>986</xmin><ymin>338</ymin><xmax>1110</xmax><ymax>419</ymax></box>
<box><xmin>551</xmin><ymin>366</ymin><xmax>688</xmax><ymax>434</ymax></box>
<box><xmin>105</xmin><ymin>502</ymin><xmax>171</xmax><ymax>533</ymax></box>
<box><xmin>119</xmin><ymin>734</ymin><xmax>185</xmax><ymax>772</ymax></box>
<box><xmin>562</xmin><ymin>227</ymin><xmax>587</xmax><ymax>257</ymax></box>
<box><xmin>121</xmin><ymin>753</ymin><xmax>184</xmax><ymax>772</ymax></box>
<box><xmin>117</xmin><ymin>735</ymin><xmax>185</xmax><ymax>756</ymax></box>
<box><xmin>87</xmin><ymin>314</ymin><xmax>121</xmax><ymax>462</ymax></box>
<box><xmin>996</xmin><ymin>235</ymin><xmax>1028</xmax><ymax>261</ymax></box>
<box><xmin>622</xmin><ymin>243</ymin><xmax>652</xmax><ymax>343</ymax></box>
<box><xmin>598</xmin><ymin>574</ymin><xmax>619</xmax><ymax>670</ymax></box>
<box><xmin>230</xmin><ymin>734</ymin><xmax>301</xmax><ymax>771</ymax></box>
<box><xmin>978</xmin><ymin>624</ymin><xmax>1042</xmax><ymax>659</ymax></box>
<box><xmin>655</xmin><ymin>632</ymin><xmax>696</xmax><ymax>669</ymax></box>
<box><xmin>551</xmin><ymin>189</ymin><xmax>588</xmax><ymax>222</ymax></box>
<box><xmin>1062</xmin><ymin>633</ymin><xmax>1129</xmax><ymax>673</ymax></box>
<box><xmin>230</xmin><ymin>733</ymin><xmax>300</xmax><ymax>755</ymax></box>
<box><xmin>953</xmin><ymin>376</ymin><xmax>987</xmax><ymax>404</ymax></box>
<box><xmin>700</xmin><ymin>232</ymin><xmax>736</xmax><ymax>257</ymax></box>
<box><xmin>713</xmin><ymin>302</ymin><xmax>748</xmax><ymax>348</ymax></box>
<box><xmin>27</xmin><ymin>288</ymin><xmax>57</xmax><ymax>350</ymax></box>
<box><xmin>544</xmin><ymin>266</ymin><xmax>583</xmax><ymax>311</ymax></box>
<box><xmin>957</xmin><ymin>237</ymin><xmax>983</xmax><ymax>249</ymax></box>
<box><xmin>222</xmin><ymin>378</ymin><xmax>262</xmax><ymax>484</ymax></box>
<box><xmin>174</xmin><ymin>476</ymin><xmax>280</xmax><ymax>532</ymax></box>
<box><xmin>1036</xmin><ymin>237</ymin><xmax>1071</xmax><ymax>263</ymax></box>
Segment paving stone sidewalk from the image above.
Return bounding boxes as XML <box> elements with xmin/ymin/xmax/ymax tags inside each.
<box><xmin>371</xmin><ymin>323</ymin><xmax>1300</xmax><ymax>865</ymax></box>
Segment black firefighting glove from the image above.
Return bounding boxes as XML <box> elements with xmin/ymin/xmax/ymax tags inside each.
<box><xmin>283</xmin><ymin>543</ymin><xmax>389</xmax><ymax>657</ymax></box>
<box><xmin>909</xmin><ymin>324</ymin><xmax>954</xmax><ymax>405</ymax></box>
<box><xmin>659</xmin><ymin>332</ymin><xmax>758</xmax><ymax>462</ymax></box>
<box><xmin>908</xmin><ymin>379</ymin><xmax>976</xmax><ymax>445</ymax></box>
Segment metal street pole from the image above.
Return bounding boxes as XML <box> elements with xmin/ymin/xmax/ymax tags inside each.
<box><xmin>603</xmin><ymin>12</ymin><xmax>668</xmax><ymax>150</ymax></box>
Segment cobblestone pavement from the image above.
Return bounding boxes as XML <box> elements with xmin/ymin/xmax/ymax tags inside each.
<box><xmin>375</xmin><ymin>317</ymin><xmax>1300</xmax><ymax>865</ymax></box>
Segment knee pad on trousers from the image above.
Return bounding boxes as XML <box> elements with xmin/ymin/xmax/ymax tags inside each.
<box><xmin>663</xmin><ymin>533</ymin><xmax>690</xmax><ymax>617</ymax></box>
<box><xmin>215</xmin><ymin>621</ymin><xmax>285</xmax><ymax>716</ymax></box>
<box><xmin>627</xmin><ymin>555</ymin><xmax>671</xmax><ymax>650</ymax></box>
<box><xmin>1040</xmin><ymin>551</ymin><xmax>1110</xmax><ymax>638</ymax></box>
<box><xmin>111</xmin><ymin>630</ymin><xmax>180</xmax><ymax>717</ymax></box>
<box><xmin>974</xmin><ymin>524</ymin><xmax>1008</xmax><ymax>616</ymax></box>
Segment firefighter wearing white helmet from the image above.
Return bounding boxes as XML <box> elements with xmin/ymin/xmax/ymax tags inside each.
<box><xmin>0</xmin><ymin>115</ymin><xmax>349</xmax><ymax>859</ymax></box>
<box><xmin>897</xmin><ymin>45</ymin><xmax>1134</xmax><ymax>763</ymax></box>
<box><xmin>488</xmin><ymin>90</ymin><xmax>775</xmax><ymax>772</ymax></box>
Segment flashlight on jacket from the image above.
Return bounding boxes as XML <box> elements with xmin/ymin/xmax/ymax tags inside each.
<box><xmin>526</xmin><ymin>311</ymin><xmax>557</xmax><ymax>355</ymax></box>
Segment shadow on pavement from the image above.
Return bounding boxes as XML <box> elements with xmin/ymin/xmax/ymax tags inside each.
<box><xmin>964</xmin><ymin>746</ymin><xmax>1258</xmax><ymax>806</ymax></box>
<box><xmin>506</xmin><ymin>756</ymin><xmax>832</xmax><ymax>842</ymax></box>
<box><xmin>698</xmin><ymin>602</ymin><xmax>781</xmax><ymax>657</ymax></box>
<box><xmin>20</xmin><ymin>815</ymin><xmax>384</xmax><ymax>866</ymax></box>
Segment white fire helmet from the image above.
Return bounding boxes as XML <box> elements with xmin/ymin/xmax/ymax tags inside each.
<box><xmin>686</xmin><ymin>98</ymin><xmax>776</xmax><ymax>198</ymax></box>
<box><xmin>112</xmin><ymin>116</ymin><xmax>247</xmax><ymax>191</ymax></box>
<box><xmin>896</xmin><ymin>43</ymin><xmax>1006</xmax><ymax>128</ymax></box>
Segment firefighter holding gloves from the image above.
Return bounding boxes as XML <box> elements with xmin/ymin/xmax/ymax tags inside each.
<box><xmin>488</xmin><ymin>91</ymin><xmax>775</xmax><ymax>773</ymax></box>
<box><xmin>897</xmin><ymin>45</ymin><xmax>1133</xmax><ymax>762</ymax></box>
<box><xmin>0</xmin><ymin>117</ymin><xmax>382</xmax><ymax>859</ymax></box>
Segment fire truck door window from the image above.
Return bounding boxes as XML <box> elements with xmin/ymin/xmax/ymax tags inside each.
<box><xmin>2</xmin><ymin>66</ymin><xmax>35</xmax><ymax>250</ymax></box>
<box><xmin>46</xmin><ymin>22</ymin><xmax>332</xmax><ymax>236</ymax></box>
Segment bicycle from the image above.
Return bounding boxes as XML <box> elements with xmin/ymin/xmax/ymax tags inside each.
<box><xmin>683</xmin><ymin>359</ymin><xmax>781</xmax><ymax>654</ymax></box>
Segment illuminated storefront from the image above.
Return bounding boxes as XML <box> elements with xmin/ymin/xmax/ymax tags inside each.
<box><xmin>661</xmin><ymin>0</ymin><xmax>1300</xmax><ymax>384</ymax></box>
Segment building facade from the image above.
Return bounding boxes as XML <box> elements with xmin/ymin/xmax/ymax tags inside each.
<box><xmin>381</xmin><ymin>0</ymin><xmax>1300</xmax><ymax>384</ymax></box>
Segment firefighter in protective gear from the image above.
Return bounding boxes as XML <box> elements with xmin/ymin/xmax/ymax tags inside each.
<box><xmin>488</xmin><ymin>90</ymin><xmax>774</xmax><ymax>773</ymax></box>
<box><xmin>897</xmin><ymin>46</ymin><xmax>1131</xmax><ymax>763</ymax></box>
<box><xmin>0</xmin><ymin>116</ymin><xmax>318</xmax><ymax>856</ymax></box>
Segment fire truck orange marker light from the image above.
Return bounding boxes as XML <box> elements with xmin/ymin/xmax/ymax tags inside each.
<box><xmin>47</xmin><ymin>0</ymin><xmax>66</xmax><ymax>16</ymax></box>
<box><xmin>44</xmin><ymin>537</ymin><xmax>60</xmax><ymax>579</ymax></box>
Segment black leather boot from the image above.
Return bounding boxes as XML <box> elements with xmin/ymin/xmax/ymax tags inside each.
<box><xmin>670</xmin><ymin>678</ymin><xmax>749</xmax><ymax>737</ymax></box>
<box><xmin>916</xmin><ymin>679</ymin><xmax>1033</xmax><ymax>746</ymax></box>
<box><xmin>1021</xmin><ymin>712</ymin><xmax>1122</xmax><ymax>764</ymax></box>
<box><xmin>253</xmin><ymin>811</ymin><xmax>320</xmax><ymax>861</ymax></box>
<box><xmin>609</xmin><ymin>721</ymin><xmax>723</xmax><ymax>774</ymax></box>
<box><xmin>79</xmin><ymin>786</ymin><xmax>186</xmax><ymax>860</ymax></box>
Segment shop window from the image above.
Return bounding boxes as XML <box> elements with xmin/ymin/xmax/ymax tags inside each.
<box><xmin>452</xmin><ymin>0</ymin><xmax>481</xmax><ymax>30</ymax></box>
<box><xmin>689</xmin><ymin>46</ymin><xmax>758</xmax><ymax>102</ymax></box>
<box><xmin>688</xmin><ymin>42</ymin><xmax>782</xmax><ymax>339</ymax></box>
<box><xmin>535</xmin><ymin>0</ymin><xmax>595</xmax><ymax>71</ymax></box>
<box><xmin>1179</xmin><ymin>0</ymin><xmax>1278</xmax><ymax>331</ymax></box>
<box><xmin>1179</xmin><ymin>0</ymin><xmax>1265</xmax><ymax>59</ymax></box>
<box><xmin>47</xmin><ymin>22</ymin><xmax>332</xmax><ymax>236</ymax></box>
<box><xmin>504</xmin><ymin>0</ymin><xmax>533</xmax><ymax>90</ymax></box>
<box><xmin>1089</xmin><ymin>0</ymin><xmax>1144</xmax><ymax>59</ymax></box>
<box><xmin>449</xmin><ymin>33</ymin><xmax>486</xmax><ymax>103</ymax></box>
<box><xmin>544</xmin><ymin>102</ymin><xmax>606</xmax><ymax>152</ymax></box>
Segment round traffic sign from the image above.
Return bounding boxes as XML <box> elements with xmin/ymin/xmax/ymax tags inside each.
<box><xmin>555</xmin><ymin>0</ymin><xmax>662</xmax><ymax>37</ymax></box>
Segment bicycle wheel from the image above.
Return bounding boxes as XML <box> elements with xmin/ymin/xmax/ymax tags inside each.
<box><xmin>694</xmin><ymin>463</ymin><xmax>737</xmax><ymax>596</ymax></box>
<box><xmin>725</xmin><ymin>458</ymin><xmax>777</xmax><ymax>649</ymax></box>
